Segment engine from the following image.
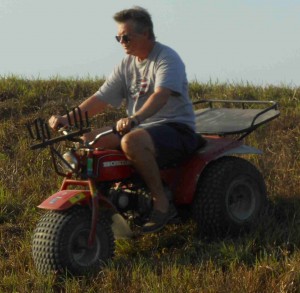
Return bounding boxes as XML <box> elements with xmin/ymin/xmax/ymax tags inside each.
<box><xmin>108</xmin><ymin>184</ymin><xmax>153</xmax><ymax>224</ymax></box>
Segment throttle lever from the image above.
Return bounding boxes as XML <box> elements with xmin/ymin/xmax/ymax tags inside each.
<box><xmin>88</xmin><ymin>122</ymin><xmax>136</xmax><ymax>147</ymax></box>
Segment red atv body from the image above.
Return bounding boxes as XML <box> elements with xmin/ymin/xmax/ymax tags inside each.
<box><xmin>27</xmin><ymin>99</ymin><xmax>279</xmax><ymax>276</ymax></box>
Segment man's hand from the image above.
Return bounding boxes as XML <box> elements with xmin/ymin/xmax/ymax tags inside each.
<box><xmin>48</xmin><ymin>115</ymin><xmax>69</xmax><ymax>131</ymax></box>
<box><xmin>116</xmin><ymin>116</ymin><xmax>139</xmax><ymax>135</ymax></box>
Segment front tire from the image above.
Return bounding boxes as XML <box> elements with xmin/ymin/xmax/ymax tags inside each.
<box><xmin>192</xmin><ymin>156</ymin><xmax>267</xmax><ymax>237</ymax></box>
<box><xmin>32</xmin><ymin>206</ymin><xmax>115</xmax><ymax>275</ymax></box>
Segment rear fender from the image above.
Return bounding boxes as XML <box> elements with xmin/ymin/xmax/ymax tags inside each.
<box><xmin>162</xmin><ymin>137</ymin><xmax>262</xmax><ymax>205</ymax></box>
<box><xmin>219</xmin><ymin>144</ymin><xmax>262</xmax><ymax>157</ymax></box>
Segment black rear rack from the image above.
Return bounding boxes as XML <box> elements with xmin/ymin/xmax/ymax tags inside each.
<box><xmin>193</xmin><ymin>99</ymin><xmax>280</xmax><ymax>140</ymax></box>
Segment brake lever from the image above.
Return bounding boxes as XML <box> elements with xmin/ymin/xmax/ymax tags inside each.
<box><xmin>58</xmin><ymin>125</ymin><xmax>69</xmax><ymax>135</ymax></box>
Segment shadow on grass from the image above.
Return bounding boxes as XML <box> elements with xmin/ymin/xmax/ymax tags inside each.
<box><xmin>13</xmin><ymin>194</ymin><xmax>299</xmax><ymax>292</ymax></box>
<box><xmin>108</xmin><ymin>195</ymin><xmax>300</xmax><ymax>272</ymax></box>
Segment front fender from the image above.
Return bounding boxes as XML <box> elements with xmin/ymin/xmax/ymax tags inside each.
<box><xmin>38</xmin><ymin>190</ymin><xmax>91</xmax><ymax>210</ymax></box>
<box><xmin>38</xmin><ymin>190</ymin><xmax>134</xmax><ymax>239</ymax></box>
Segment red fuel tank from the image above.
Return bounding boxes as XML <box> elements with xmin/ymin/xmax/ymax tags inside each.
<box><xmin>93</xmin><ymin>149</ymin><xmax>135</xmax><ymax>182</ymax></box>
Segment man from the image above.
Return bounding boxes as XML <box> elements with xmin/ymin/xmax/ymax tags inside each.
<box><xmin>49</xmin><ymin>6</ymin><xmax>199</xmax><ymax>233</ymax></box>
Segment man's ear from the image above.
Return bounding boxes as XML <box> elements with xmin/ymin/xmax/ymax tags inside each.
<box><xmin>143</xmin><ymin>30</ymin><xmax>150</xmax><ymax>39</ymax></box>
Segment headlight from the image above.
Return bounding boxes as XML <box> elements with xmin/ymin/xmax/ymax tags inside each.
<box><xmin>62</xmin><ymin>151</ymin><xmax>78</xmax><ymax>172</ymax></box>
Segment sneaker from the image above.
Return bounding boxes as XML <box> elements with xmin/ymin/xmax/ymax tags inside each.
<box><xmin>142</xmin><ymin>204</ymin><xmax>177</xmax><ymax>234</ymax></box>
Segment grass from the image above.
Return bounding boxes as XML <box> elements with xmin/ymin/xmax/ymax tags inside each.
<box><xmin>0</xmin><ymin>76</ymin><xmax>300</xmax><ymax>292</ymax></box>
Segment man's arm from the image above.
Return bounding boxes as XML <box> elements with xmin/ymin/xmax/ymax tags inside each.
<box><xmin>75</xmin><ymin>94</ymin><xmax>108</xmax><ymax>118</ymax></box>
<box><xmin>133</xmin><ymin>87</ymin><xmax>171</xmax><ymax>122</ymax></box>
<box><xmin>116</xmin><ymin>87</ymin><xmax>171</xmax><ymax>133</ymax></box>
<box><xmin>49</xmin><ymin>93</ymin><xmax>108</xmax><ymax>130</ymax></box>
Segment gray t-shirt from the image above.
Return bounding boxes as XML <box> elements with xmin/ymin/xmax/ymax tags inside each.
<box><xmin>94</xmin><ymin>42</ymin><xmax>195</xmax><ymax>130</ymax></box>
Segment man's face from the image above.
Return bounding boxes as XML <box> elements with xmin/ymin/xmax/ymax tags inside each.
<box><xmin>116</xmin><ymin>21</ymin><xmax>147</xmax><ymax>57</ymax></box>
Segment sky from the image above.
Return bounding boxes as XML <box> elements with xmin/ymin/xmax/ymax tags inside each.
<box><xmin>1</xmin><ymin>0</ymin><xmax>299</xmax><ymax>86</ymax></box>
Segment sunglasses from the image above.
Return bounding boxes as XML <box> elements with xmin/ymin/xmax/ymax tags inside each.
<box><xmin>115</xmin><ymin>34</ymin><xmax>131</xmax><ymax>43</ymax></box>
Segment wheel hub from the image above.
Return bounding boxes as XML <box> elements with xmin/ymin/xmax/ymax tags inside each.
<box><xmin>226</xmin><ymin>178</ymin><xmax>257</xmax><ymax>222</ymax></box>
<box><xmin>71</xmin><ymin>229</ymin><xmax>101</xmax><ymax>266</ymax></box>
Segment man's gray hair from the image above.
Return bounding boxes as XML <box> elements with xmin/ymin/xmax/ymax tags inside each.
<box><xmin>113</xmin><ymin>6</ymin><xmax>155</xmax><ymax>40</ymax></box>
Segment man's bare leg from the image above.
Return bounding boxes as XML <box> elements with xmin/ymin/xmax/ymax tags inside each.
<box><xmin>84</xmin><ymin>126</ymin><xmax>170</xmax><ymax>213</ymax></box>
<box><xmin>120</xmin><ymin>128</ymin><xmax>169</xmax><ymax>213</ymax></box>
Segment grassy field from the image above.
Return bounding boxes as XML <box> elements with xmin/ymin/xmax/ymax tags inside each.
<box><xmin>0</xmin><ymin>76</ymin><xmax>299</xmax><ymax>292</ymax></box>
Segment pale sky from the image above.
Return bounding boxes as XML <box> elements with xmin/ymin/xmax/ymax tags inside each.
<box><xmin>1</xmin><ymin>0</ymin><xmax>299</xmax><ymax>86</ymax></box>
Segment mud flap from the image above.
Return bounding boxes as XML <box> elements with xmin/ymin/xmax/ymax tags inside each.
<box><xmin>103</xmin><ymin>209</ymin><xmax>134</xmax><ymax>239</ymax></box>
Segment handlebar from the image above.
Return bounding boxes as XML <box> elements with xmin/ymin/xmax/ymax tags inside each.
<box><xmin>88</xmin><ymin>118</ymin><xmax>138</xmax><ymax>146</ymax></box>
<box><xmin>27</xmin><ymin>108</ymin><xmax>138</xmax><ymax>150</ymax></box>
<box><xmin>88</xmin><ymin>128</ymin><xmax>115</xmax><ymax>147</ymax></box>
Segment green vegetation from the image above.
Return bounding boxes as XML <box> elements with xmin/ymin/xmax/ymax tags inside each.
<box><xmin>0</xmin><ymin>76</ymin><xmax>299</xmax><ymax>292</ymax></box>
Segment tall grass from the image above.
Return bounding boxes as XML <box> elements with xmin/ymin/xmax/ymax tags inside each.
<box><xmin>0</xmin><ymin>76</ymin><xmax>299</xmax><ymax>292</ymax></box>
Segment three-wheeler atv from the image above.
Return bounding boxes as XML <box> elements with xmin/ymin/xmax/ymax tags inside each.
<box><xmin>27</xmin><ymin>99</ymin><xmax>279</xmax><ymax>275</ymax></box>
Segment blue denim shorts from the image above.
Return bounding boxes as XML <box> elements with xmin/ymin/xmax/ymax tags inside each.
<box><xmin>143</xmin><ymin>122</ymin><xmax>201</xmax><ymax>168</ymax></box>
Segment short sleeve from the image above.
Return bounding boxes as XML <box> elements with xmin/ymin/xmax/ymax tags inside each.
<box><xmin>154</xmin><ymin>50</ymin><xmax>186</xmax><ymax>95</ymax></box>
<box><xmin>94</xmin><ymin>64</ymin><xmax>125</xmax><ymax>108</ymax></box>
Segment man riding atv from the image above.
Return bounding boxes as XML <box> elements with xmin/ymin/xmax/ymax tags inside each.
<box><xmin>49</xmin><ymin>6</ymin><xmax>203</xmax><ymax>233</ymax></box>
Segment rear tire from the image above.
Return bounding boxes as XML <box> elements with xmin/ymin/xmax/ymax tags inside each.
<box><xmin>192</xmin><ymin>156</ymin><xmax>267</xmax><ymax>238</ymax></box>
<box><xmin>32</xmin><ymin>206</ymin><xmax>115</xmax><ymax>276</ymax></box>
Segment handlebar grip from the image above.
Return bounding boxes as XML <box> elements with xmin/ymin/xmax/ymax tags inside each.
<box><xmin>131</xmin><ymin>120</ymin><xmax>137</xmax><ymax>128</ymax></box>
<box><xmin>112</xmin><ymin>126</ymin><xmax>118</xmax><ymax>134</ymax></box>
<box><xmin>56</xmin><ymin>124</ymin><xmax>64</xmax><ymax>130</ymax></box>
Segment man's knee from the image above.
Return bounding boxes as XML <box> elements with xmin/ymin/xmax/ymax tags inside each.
<box><xmin>121</xmin><ymin>129</ymin><xmax>154</xmax><ymax>154</ymax></box>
